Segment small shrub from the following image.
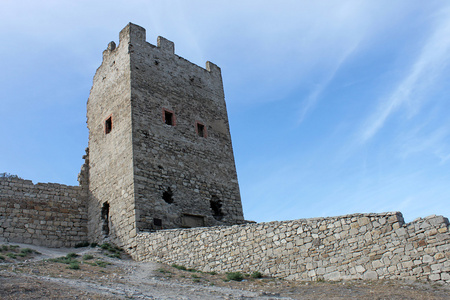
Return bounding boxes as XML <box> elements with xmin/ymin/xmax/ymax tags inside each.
<box><xmin>171</xmin><ymin>264</ymin><xmax>187</xmax><ymax>271</ymax></box>
<box><xmin>0</xmin><ymin>255</ymin><xmax>5</xmax><ymax>260</ymax></box>
<box><xmin>157</xmin><ymin>268</ymin><xmax>171</xmax><ymax>274</ymax></box>
<box><xmin>9</xmin><ymin>245</ymin><xmax>19</xmax><ymax>249</ymax></box>
<box><xmin>74</xmin><ymin>241</ymin><xmax>90</xmax><ymax>248</ymax></box>
<box><xmin>100</xmin><ymin>243</ymin><xmax>111</xmax><ymax>250</ymax></box>
<box><xmin>68</xmin><ymin>262</ymin><xmax>80</xmax><ymax>270</ymax></box>
<box><xmin>6</xmin><ymin>253</ymin><xmax>16</xmax><ymax>259</ymax></box>
<box><xmin>209</xmin><ymin>271</ymin><xmax>217</xmax><ymax>275</ymax></box>
<box><xmin>192</xmin><ymin>278</ymin><xmax>201</xmax><ymax>283</ymax></box>
<box><xmin>316</xmin><ymin>277</ymin><xmax>325</xmax><ymax>282</ymax></box>
<box><xmin>187</xmin><ymin>268</ymin><xmax>198</xmax><ymax>272</ymax></box>
<box><xmin>191</xmin><ymin>274</ymin><xmax>201</xmax><ymax>279</ymax></box>
<box><xmin>0</xmin><ymin>172</ymin><xmax>22</xmax><ymax>179</ymax></box>
<box><xmin>251</xmin><ymin>271</ymin><xmax>263</xmax><ymax>279</ymax></box>
<box><xmin>82</xmin><ymin>254</ymin><xmax>94</xmax><ymax>260</ymax></box>
<box><xmin>66</xmin><ymin>253</ymin><xmax>79</xmax><ymax>258</ymax></box>
<box><xmin>226</xmin><ymin>272</ymin><xmax>244</xmax><ymax>282</ymax></box>
<box><xmin>90</xmin><ymin>242</ymin><xmax>98</xmax><ymax>248</ymax></box>
<box><xmin>20</xmin><ymin>248</ymin><xmax>34</xmax><ymax>255</ymax></box>
<box><xmin>17</xmin><ymin>252</ymin><xmax>27</xmax><ymax>257</ymax></box>
<box><xmin>1</xmin><ymin>245</ymin><xmax>8</xmax><ymax>251</ymax></box>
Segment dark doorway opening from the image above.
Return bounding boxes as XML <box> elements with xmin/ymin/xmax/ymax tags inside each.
<box><xmin>101</xmin><ymin>202</ymin><xmax>110</xmax><ymax>236</ymax></box>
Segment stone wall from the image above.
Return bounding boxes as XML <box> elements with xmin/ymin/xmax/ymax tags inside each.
<box><xmin>0</xmin><ymin>177</ymin><xmax>87</xmax><ymax>247</ymax></box>
<box><xmin>128</xmin><ymin>23</ymin><xmax>244</xmax><ymax>231</ymax></box>
<box><xmin>86</xmin><ymin>24</ymin><xmax>137</xmax><ymax>247</ymax></box>
<box><xmin>133</xmin><ymin>212</ymin><xmax>449</xmax><ymax>284</ymax></box>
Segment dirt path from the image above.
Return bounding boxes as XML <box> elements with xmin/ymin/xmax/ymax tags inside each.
<box><xmin>0</xmin><ymin>242</ymin><xmax>449</xmax><ymax>299</ymax></box>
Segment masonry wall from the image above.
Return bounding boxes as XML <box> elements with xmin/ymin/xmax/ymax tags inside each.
<box><xmin>133</xmin><ymin>212</ymin><xmax>450</xmax><ymax>284</ymax></box>
<box><xmin>127</xmin><ymin>24</ymin><xmax>244</xmax><ymax>231</ymax></box>
<box><xmin>86</xmin><ymin>24</ymin><xmax>137</xmax><ymax>247</ymax></box>
<box><xmin>0</xmin><ymin>177</ymin><xmax>87</xmax><ymax>247</ymax></box>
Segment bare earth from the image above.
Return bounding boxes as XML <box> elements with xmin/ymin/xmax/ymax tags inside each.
<box><xmin>0</xmin><ymin>242</ymin><xmax>448</xmax><ymax>299</ymax></box>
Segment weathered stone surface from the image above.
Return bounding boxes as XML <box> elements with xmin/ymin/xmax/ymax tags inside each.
<box><xmin>86</xmin><ymin>23</ymin><xmax>244</xmax><ymax>247</ymax></box>
<box><xmin>0</xmin><ymin>177</ymin><xmax>87</xmax><ymax>247</ymax></box>
<box><xmin>133</xmin><ymin>212</ymin><xmax>450</xmax><ymax>284</ymax></box>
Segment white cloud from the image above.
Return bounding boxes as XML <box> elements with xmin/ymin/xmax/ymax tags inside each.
<box><xmin>359</xmin><ymin>9</ymin><xmax>450</xmax><ymax>143</ymax></box>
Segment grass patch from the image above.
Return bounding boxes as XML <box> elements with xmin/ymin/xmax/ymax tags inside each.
<box><xmin>68</xmin><ymin>262</ymin><xmax>80</xmax><ymax>270</ymax></box>
<box><xmin>1</xmin><ymin>245</ymin><xmax>8</xmax><ymax>252</ymax></box>
<box><xmin>66</xmin><ymin>252</ymin><xmax>79</xmax><ymax>258</ymax></box>
<box><xmin>191</xmin><ymin>274</ymin><xmax>201</xmax><ymax>279</ymax></box>
<box><xmin>6</xmin><ymin>253</ymin><xmax>17</xmax><ymax>259</ymax></box>
<box><xmin>9</xmin><ymin>245</ymin><xmax>19</xmax><ymax>249</ymax></box>
<box><xmin>251</xmin><ymin>271</ymin><xmax>263</xmax><ymax>279</ymax></box>
<box><xmin>157</xmin><ymin>268</ymin><xmax>172</xmax><ymax>274</ymax></box>
<box><xmin>48</xmin><ymin>253</ymin><xmax>80</xmax><ymax>264</ymax></box>
<box><xmin>94</xmin><ymin>260</ymin><xmax>110</xmax><ymax>268</ymax></box>
<box><xmin>82</xmin><ymin>254</ymin><xmax>94</xmax><ymax>260</ymax></box>
<box><xmin>226</xmin><ymin>272</ymin><xmax>244</xmax><ymax>282</ymax></box>
<box><xmin>99</xmin><ymin>243</ymin><xmax>122</xmax><ymax>259</ymax></box>
<box><xmin>106</xmin><ymin>252</ymin><xmax>121</xmax><ymax>259</ymax></box>
<box><xmin>209</xmin><ymin>271</ymin><xmax>217</xmax><ymax>275</ymax></box>
<box><xmin>171</xmin><ymin>264</ymin><xmax>187</xmax><ymax>271</ymax></box>
<box><xmin>192</xmin><ymin>278</ymin><xmax>201</xmax><ymax>283</ymax></box>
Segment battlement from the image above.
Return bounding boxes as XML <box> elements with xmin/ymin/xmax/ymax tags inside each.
<box><xmin>103</xmin><ymin>23</ymin><xmax>220</xmax><ymax>76</ymax></box>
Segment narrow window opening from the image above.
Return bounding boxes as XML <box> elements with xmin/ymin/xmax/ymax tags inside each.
<box><xmin>162</xmin><ymin>187</ymin><xmax>174</xmax><ymax>204</ymax></box>
<box><xmin>210</xmin><ymin>196</ymin><xmax>224</xmax><ymax>221</ymax></box>
<box><xmin>164</xmin><ymin>110</ymin><xmax>174</xmax><ymax>126</ymax></box>
<box><xmin>105</xmin><ymin>116</ymin><xmax>112</xmax><ymax>134</ymax></box>
<box><xmin>153</xmin><ymin>218</ymin><xmax>162</xmax><ymax>226</ymax></box>
<box><xmin>197</xmin><ymin>123</ymin><xmax>205</xmax><ymax>137</ymax></box>
<box><xmin>101</xmin><ymin>202</ymin><xmax>110</xmax><ymax>236</ymax></box>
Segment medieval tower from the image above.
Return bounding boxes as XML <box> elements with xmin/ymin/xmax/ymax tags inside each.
<box><xmin>86</xmin><ymin>23</ymin><xmax>244</xmax><ymax>246</ymax></box>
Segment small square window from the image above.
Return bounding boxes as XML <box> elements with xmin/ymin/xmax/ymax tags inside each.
<box><xmin>163</xmin><ymin>109</ymin><xmax>175</xmax><ymax>126</ymax></box>
<box><xmin>196</xmin><ymin>122</ymin><xmax>207</xmax><ymax>138</ymax></box>
<box><xmin>105</xmin><ymin>116</ymin><xmax>112</xmax><ymax>134</ymax></box>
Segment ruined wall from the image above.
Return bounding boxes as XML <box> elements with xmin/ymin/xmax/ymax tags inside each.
<box><xmin>127</xmin><ymin>24</ymin><xmax>244</xmax><ymax>230</ymax></box>
<box><xmin>0</xmin><ymin>177</ymin><xmax>87</xmax><ymax>247</ymax></box>
<box><xmin>133</xmin><ymin>212</ymin><xmax>449</xmax><ymax>284</ymax></box>
<box><xmin>86</xmin><ymin>25</ymin><xmax>137</xmax><ymax>247</ymax></box>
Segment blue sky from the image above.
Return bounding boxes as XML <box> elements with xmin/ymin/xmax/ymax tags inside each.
<box><xmin>1</xmin><ymin>1</ymin><xmax>449</xmax><ymax>223</ymax></box>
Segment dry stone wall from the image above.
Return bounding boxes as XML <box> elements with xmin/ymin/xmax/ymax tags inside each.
<box><xmin>133</xmin><ymin>212</ymin><xmax>449</xmax><ymax>284</ymax></box>
<box><xmin>0</xmin><ymin>177</ymin><xmax>87</xmax><ymax>247</ymax></box>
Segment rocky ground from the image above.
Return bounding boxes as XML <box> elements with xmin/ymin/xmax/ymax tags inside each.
<box><xmin>0</xmin><ymin>242</ymin><xmax>449</xmax><ymax>299</ymax></box>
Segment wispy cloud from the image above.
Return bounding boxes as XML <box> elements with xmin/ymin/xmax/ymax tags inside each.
<box><xmin>359</xmin><ymin>9</ymin><xmax>450</xmax><ymax>143</ymax></box>
<box><xmin>297</xmin><ymin>43</ymin><xmax>359</xmax><ymax>124</ymax></box>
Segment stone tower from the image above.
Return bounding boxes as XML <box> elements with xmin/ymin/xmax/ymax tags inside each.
<box><xmin>86</xmin><ymin>23</ymin><xmax>244</xmax><ymax>246</ymax></box>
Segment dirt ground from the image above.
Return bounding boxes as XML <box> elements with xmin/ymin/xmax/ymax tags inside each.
<box><xmin>0</xmin><ymin>242</ymin><xmax>449</xmax><ymax>299</ymax></box>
